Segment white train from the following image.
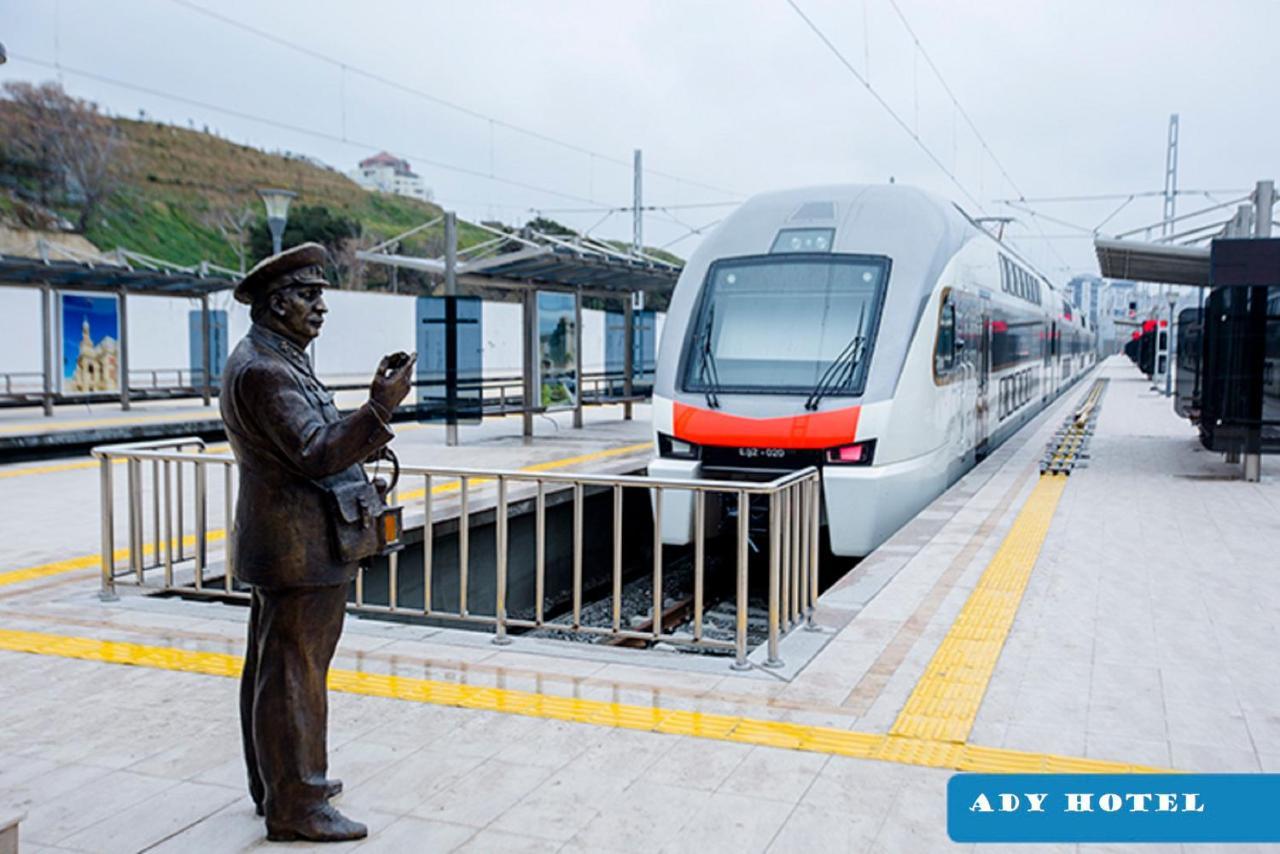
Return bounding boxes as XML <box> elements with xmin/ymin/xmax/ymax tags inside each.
<box><xmin>650</xmin><ymin>184</ymin><xmax>1095</xmax><ymax>557</ymax></box>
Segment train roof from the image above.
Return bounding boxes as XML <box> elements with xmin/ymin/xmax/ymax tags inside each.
<box><xmin>690</xmin><ymin>184</ymin><xmax>974</xmax><ymax>267</ymax></box>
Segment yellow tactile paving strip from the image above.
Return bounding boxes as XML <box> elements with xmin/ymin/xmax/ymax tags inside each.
<box><xmin>0</xmin><ymin>627</ymin><xmax>1170</xmax><ymax>775</ymax></box>
<box><xmin>890</xmin><ymin>379</ymin><xmax>1104</xmax><ymax>744</ymax></box>
<box><xmin>0</xmin><ymin>442</ymin><xmax>653</xmax><ymax>589</ymax></box>
<box><xmin>890</xmin><ymin>473</ymin><xmax>1067</xmax><ymax>742</ymax></box>
<box><xmin>1</xmin><ymin>388</ymin><xmax>1149</xmax><ymax>775</ymax></box>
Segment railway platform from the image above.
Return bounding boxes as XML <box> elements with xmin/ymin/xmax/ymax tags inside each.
<box><xmin>1</xmin><ymin>358</ymin><xmax>1277</xmax><ymax>852</ymax></box>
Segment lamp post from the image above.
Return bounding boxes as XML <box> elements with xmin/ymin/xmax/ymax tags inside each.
<box><xmin>257</xmin><ymin>188</ymin><xmax>296</xmax><ymax>255</ymax></box>
<box><xmin>1164</xmin><ymin>289</ymin><xmax>1178</xmax><ymax>397</ymax></box>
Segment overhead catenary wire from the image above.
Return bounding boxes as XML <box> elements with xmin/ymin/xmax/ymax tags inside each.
<box><xmin>880</xmin><ymin>0</ymin><xmax>1074</xmax><ymax>272</ymax></box>
<box><xmin>994</xmin><ymin>189</ymin><xmax>1250</xmax><ymax>204</ymax></box>
<box><xmin>660</xmin><ymin>217</ymin><xmax>724</xmax><ymax>249</ymax></box>
<box><xmin>530</xmin><ymin>202</ymin><xmax>740</xmax><ymax>215</ymax></box>
<box><xmin>163</xmin><ymin>0</ymin><xmax>743</xmax><ymax>200</ymax></box>
<box><xmin>782</xmin><ymin>0</ymin><xmax>987</xmax><ymax>215</ymax></box>
<box><xmin>883</xmin><ymin>0</ymin><xmax>1025</xmax><ymax>202</ymax></box>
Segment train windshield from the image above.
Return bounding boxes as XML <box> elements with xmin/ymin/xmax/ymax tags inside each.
<box><xmin>682</xmin><ymin>254</ymin><xmax>889</xmax><ymax>397</ymax></box>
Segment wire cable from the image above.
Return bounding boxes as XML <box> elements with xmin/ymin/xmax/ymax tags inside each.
<box><xmin>9</xmin><ymin>53</ymin><xmax>615</xmax><ymax>208</ymax></box>
<box><xmin>163</xmin><ymin>0</ymin><xmax>743</xmax><ymax>199</ymax></box>
<box><xmin>782</xmin><ymin>0</ymin><xmax>987</xmax><ymax>215</ymax></box>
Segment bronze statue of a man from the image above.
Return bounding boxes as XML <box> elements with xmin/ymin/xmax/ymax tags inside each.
<box><xmin>221</xmin><ymin>243</ymin><xmax>415</xmax><ymax>843</ymax></box>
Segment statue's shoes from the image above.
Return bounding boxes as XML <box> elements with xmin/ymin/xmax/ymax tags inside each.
<box><xmin>265</xmin><ymin>804</ymin><xmax>367</xmax><ymax>843</ymax></box>
<box><xmin>254</xmin><ymin>779</ymin><xmax>344</xmax><ymax>817</ymax></box>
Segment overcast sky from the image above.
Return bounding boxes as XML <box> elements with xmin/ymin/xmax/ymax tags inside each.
<box><xmin>3</xmin><ymin>0</ymin><xmax>1277</xmax><ymax>278</ymax></box>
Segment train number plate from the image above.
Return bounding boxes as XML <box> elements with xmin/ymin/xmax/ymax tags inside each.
<box><xmin>737</xmin><ymin>447</ymin><xmax>786</xmax><ymax>460</ymax></box>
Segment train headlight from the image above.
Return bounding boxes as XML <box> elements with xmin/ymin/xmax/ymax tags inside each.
<box><xmin>825</xmin><ymin>439</ymin><xmax>875</xmax><ymax>466</ymax></box>
<box><xmin>658</xmin><ymin>433</ymin><xmax>700</xmax><ymax>460</ymax></box>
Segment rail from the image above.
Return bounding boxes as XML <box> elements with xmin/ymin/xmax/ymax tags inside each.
<box><xmin>92</xmin><ymin>439</ymin><xmax>821</xmax><ymax>669</ymax></box>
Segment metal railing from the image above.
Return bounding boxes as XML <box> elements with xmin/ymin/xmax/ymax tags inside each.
<box><xmin>0</xmin><ymin>372</ymin><xmax>46</xmax><ymax>396</ymax></box>
<box><xmin>93</xmin><ymin>439</ymin><xmax>821</xmax><ymax>668</ymax></box>
<box><xmin>92</xmin><ymin>437</ymin><xmax>226</xmax><ymax>595</ymax></box>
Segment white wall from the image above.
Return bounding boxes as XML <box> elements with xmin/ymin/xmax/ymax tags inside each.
<box><xmin>0</xmin><ymin>286</ymin><xmax>661</xmax><ymax>388</ymax></box>
<box><xmin>308</xmin><ymin>290</ymin><xmax>417</xmax><ymax>380</ymax></box>
<box><xmin>0</xmin><ymin>289</ymin><xmax>44</xmax><ymax>377</ymax></box>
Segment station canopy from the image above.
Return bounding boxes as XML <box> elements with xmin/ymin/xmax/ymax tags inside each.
<box><xmin>356</xmin><ymin>219</ymin><xmax>683</xmax><ymax>295</ymax></box>
<box><xmin>0</xmin><ymin>240</ymin><xmax>237</xmax><ymax>297</ymax></box>
<box><xmin>1094</xmin><ymin>237</ymin><xmax>1211</xmax><ymax>286</ymax></box>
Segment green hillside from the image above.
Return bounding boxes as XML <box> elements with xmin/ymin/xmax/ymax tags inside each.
<box><xmin>84</xmin><ymin>118</ymin><xmax>493</xmax><ymax>275</ymax></box>
<box><xmin>0</xmin><ymin>97</ymin><xmax>682</xmax><ymax>295</ymax></box>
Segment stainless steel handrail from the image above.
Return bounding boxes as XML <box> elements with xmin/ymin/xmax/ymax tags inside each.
<box><xmin>93</xmin><ymin>439</ymin><xmax>822</xmax><ymax>668</ymax></box>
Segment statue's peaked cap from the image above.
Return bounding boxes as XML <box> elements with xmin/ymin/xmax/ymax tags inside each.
<box><xmin>234</xmin><ymin>242</ymin><xmax>331</xmax><ymax>305</ymax></box>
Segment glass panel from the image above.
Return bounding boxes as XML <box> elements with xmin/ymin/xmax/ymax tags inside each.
<box><xmin>415</xmin><ymin>295</ymin><xmax>483</xmax><ymax>424</ymax></box>
<box><xmin>683</xmin><ymin>255</ymin><xmax>888</xmax><ymax>395</ymax></box>
<box><xmin>770</xmin><ymin>228</ymin><xmax>836</xmax><ymax>254</ymax></box>
<box><xmin>935</xmin><ymin>300</ymin><xmax>956</xmax><ymax>375</ymax></box>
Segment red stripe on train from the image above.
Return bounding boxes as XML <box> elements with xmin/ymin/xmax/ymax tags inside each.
<box><xmin>672</xmin><ymin>402</ymin><xmax>860</xmax><ymax>449</ymax></box>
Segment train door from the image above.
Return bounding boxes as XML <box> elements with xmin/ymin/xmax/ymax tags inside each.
<box><xmin>1049</xmin><ymin>320</ymin><xmax>1059</xmax><ymax>395</ymax></box>
<box><xmin>1042</xmin><ymin>317</ymin><xmax>1052</xmax><ymax>402</ymax></box>
<box><xmin>975</xmin><ymin>300</ymin><xmax>992</xmax><ymax>455</ymax></box>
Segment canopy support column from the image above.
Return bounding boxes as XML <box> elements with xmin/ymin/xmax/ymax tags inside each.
<box><xmin>118</xmin><ymin>288</ymin><xmax>130</xmax><ymax>411</ymax></box>
<box><xmin>573</xmin><ymin>287</ymin><xmax>583</xmax><ymax>429</ymax></box>
<box><xmin>623</xmin><ymin>294</ymin><xmax>634</xmax><ymax>421</ymax></box>
<box><xmin>522</xmin><ymin>289</ymin><xmax>536</xmax><ymax>439</ymax></box>
<box><xmin>40</xmin><ymin>284</ymin><xmax>53</xmax><ymax>417</ymax></box>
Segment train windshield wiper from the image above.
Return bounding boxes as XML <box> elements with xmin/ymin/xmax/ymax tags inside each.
<box><xmin>699</xmin><ymin>304</ymin><xmax>722</xmax><ymax>409</ymax></box>
<box><xmin>804</xmin><ymin>306</ymin><xmax>866</xmax><ymax>411</ymax></box>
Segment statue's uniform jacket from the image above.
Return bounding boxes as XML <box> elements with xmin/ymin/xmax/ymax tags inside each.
<box><xmin>221</xmin><ymin>324</ymin><xmax>392</xmax><ymax>588</ymax></box>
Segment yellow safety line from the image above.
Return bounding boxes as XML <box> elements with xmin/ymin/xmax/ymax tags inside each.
<box><xmin>0</xmin><ymin>442</ymin><xmax>653</xmax><ymax>588</ymax></box>
<box><xmin>890</xmin><ymin>474</ymin><xmax>1067</xmax><ymax>742</ymax></box>
<box><xmin>395</xmin><ymin>441</ymin><xmax>653</xmax><ymax>502</ymax></box>
<box><xmin>0</xmin><ymin>458</ymin><xmax>104</xmax><ymax>479</ymax></box>
<box><xmin>0</xmin><ymin>531</ymin><xmax>228</xmax><ymax>588</ymax></box>
<box><xmin>0</xmin><ymin>444</ymin><xmax>231</xmax><ymax>480</ymax></box>
<box><xmin>0</xmin><ymin>626</ymin><xmax>1171</xmax><ymax>775</ymax></box>
<box><xmin>0</xmin><ymin>411</ymin><xmax>221</xmax><ymax>435</ymax></box>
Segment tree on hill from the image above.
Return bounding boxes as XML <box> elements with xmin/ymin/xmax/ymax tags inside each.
<box><xmin>248</xmin><ymin>203</ymin><xmax>362</xmax><ymax>282</ymax></box>
<box><xmin>0</xmin><ymin>81</ymin><xmax>123</xmax><ymax>232</ymax></box>
<box><xmin>525</xmin><ymin>216</ymin><xmax>577</xmax><ymax>237</ymax></box>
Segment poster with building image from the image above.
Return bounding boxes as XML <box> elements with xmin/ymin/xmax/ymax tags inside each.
<box><xmin>59</xmin><ymin>292</ymin><xmax>120</xmax><ymax>394</ymax></box>
<box><xmin>537</xmin><ymin>291</ymin><xmax>577</xmax><ymax>410</ymax></box>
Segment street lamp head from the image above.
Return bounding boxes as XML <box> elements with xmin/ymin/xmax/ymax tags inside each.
<box><xmin>0</xmin><ymin>42</ymin><xmax>7</xmax><ymax>65</ymax></box>
<box><xmin>257</xmin><ymin>188</ymin><xmax>297</xmax><ymax>222</ymax></box>
<box><xmin>1166</xmin><ymin>290</ymin><xmax>1178</xmax><ymax>307</ymax></box>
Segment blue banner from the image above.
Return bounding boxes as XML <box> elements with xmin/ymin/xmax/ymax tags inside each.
<box><xmin>948</xmin><ymin>774</ymin><xmax>1280</xmax><ymax>843</ymax></box>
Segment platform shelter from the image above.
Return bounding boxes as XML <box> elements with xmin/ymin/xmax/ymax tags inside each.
<box><xmin>0</xmin><ymin>239</ymin><xmax>236</xmax><ymax>416</ymax></box>
<box><xmin>358</xmin><ymin>213</ymin><xmax>682</xmax><ymax>442</ymax></box>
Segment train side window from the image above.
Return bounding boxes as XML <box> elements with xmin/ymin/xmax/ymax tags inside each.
<box><xmin>934</xmin><ymin>294</ymin><xmax>957</xmax><ymax>376</ymax></box>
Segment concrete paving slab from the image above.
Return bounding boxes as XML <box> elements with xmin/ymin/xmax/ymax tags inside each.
<box><xmin>4</xmin><ymin>358</ymin><xmax>1279</xmax><ymax>851</ymax></box>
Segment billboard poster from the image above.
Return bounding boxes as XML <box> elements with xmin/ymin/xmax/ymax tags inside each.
<box><xmin>537</xmin><ymin>291</ymin><xmax>577</xmax><ymax>410</ymax></box>
<box><xmin>59</xmin><ymin>292</ymin><xmax>120</xmax><ymax>395</ymax></box>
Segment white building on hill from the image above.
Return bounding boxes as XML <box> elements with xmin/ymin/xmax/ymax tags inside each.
<box><xmin>350</xmin><ymin>152</ymin><xmax>432</xmax><ymax>202</ymax></box>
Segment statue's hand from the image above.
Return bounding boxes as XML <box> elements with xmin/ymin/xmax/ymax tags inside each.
<box><xmin>370</xmin><ymin>352</ymin><xmax>416</xmax><ymax>417</ymax></box>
